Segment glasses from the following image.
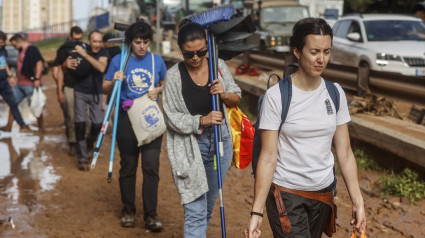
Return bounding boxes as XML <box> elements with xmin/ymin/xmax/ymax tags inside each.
<box><xmin>182</xmin><ymin>48</ymin><xmax>208</xmax><ymax>58</ymax></box>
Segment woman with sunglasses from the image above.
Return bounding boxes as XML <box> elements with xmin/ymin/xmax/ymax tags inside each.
<box><xmin>162</xmin><ymin>22</ymin><xmax>241</xmax><ymax>237</ymax></box>
<box><xmin>102</xmin><ymin>21</ymin><xmax>167</xmax><ymax>232</ymax></box>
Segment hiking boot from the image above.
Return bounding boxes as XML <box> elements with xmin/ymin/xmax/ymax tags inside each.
<box><xmin>19</xmin><ymin>125</ymin><xmax>32</xmax><ymax>133</ymax></box>
<box><xmin>78</xmin><ymin>162</ymin><xmax>89</xmax><ymax>171</ymax></box>
<box><xmin>69</xmin><ymin>143</ymin><xmax>77</xmax><ymax>156</ymax></box>
<box><xmin>121</xmin><ymin>210</ymin><xmax>135</xmax><ymax>228</ymax></box>
<box><xmin>145</xmin><ymin>215</ymin><xmax>163</xmax><ymax>232</ymax></box>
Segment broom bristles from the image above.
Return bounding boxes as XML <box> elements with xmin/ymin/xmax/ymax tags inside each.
<box><xmin>187</xmin><ymin>4</ymin><xmax>234</xmax><ymax>27</ymax></box>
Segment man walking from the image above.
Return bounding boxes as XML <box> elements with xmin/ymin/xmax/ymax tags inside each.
<box><xmin>9</xmin><ymin>34</ymin><xmax>44</xmax><ymax>133</ymax></box>
<box><xmin>0</xmin><ymin>31</ymin><xmax>31</xmax><ymax>132</ymax></box>
<box><xmin>64</xmin><ymin>30</ymin><xmax>109</xmax><ymax>170</ymax></box>
<box><xmin>53</xmin><ymin>26</ymin><xmax>84</xmax><ymax>155</ymax></box>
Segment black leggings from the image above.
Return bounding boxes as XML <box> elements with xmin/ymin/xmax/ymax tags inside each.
<box><xmin>116</xmin><ymin>108</ymin><xmax>163</xmax><ymax>219</ymax></box>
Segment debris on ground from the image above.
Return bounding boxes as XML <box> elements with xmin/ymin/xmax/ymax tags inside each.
<box><xmin>348</xmin><ymin>94</ymin><xmax>403</xmax><ymax>119</ymax></box>
<box><xmin>407</xmin><ymin>105</ymin><xmax>425</xmax><ymax>125</ymax></box>
<box><xmin>0</xmin><ymin>217</ymin><xmax>15</xmax><ymax>231</ymax></box>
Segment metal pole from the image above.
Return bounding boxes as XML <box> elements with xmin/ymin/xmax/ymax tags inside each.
<box><xmin>156</xmin><ymin>0</ymin><xmax>161</xmax><ymax>53</ymax></box>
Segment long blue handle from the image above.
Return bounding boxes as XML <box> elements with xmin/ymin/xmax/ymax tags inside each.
<box><xmin>91</xmin><ymin>43</ymin><xmax>129</xmax><ymax>170</ymax></box>
<box><xmin>207</xmin><ymin>31</ymin><xmax>226</xmax><ymax>238</ymax></box>
<box><xmin>107</xmin><ymin>43</ymin><xmax>130</xmax><ymax>183</ymax></box>
<box><xmin>108</xmin><ymin>79</ymin><xmax>121</xmax><ymax>183</ymax></box>
<box><xmin>91</xmin><ymin>82</ymin><xmax>118</xmax><ymax>169</ymax></box>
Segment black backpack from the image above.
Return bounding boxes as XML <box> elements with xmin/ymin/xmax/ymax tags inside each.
<box><xmin>251</xmin><ymin>65</ymin><xmax>340</xmax><ymax>176</ymax></box>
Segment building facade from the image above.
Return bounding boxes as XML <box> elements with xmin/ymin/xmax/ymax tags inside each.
<box><xmin>1</xmin><ymin>0</ymin><xmax>73</xmax><ymax>32</ymax></box>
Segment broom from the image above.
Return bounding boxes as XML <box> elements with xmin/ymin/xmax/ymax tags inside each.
<box><xmin>186</xmin><ymin>5</ymin><xmax>234</xmax><ymax>238</ymax></box>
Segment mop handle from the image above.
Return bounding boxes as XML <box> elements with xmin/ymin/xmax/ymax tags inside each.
<box><xmin>91</xmin><ymin>83</ymin><xmax>119</xmax><ymax>169</ymax></box>
<box><xmin>207</xmin><ymin>31</ymin><xmax>227</xmax><ymax>238</ymax></box>
<box><xmin>107</xmin><ymin>44</ymin><xmax>130</xmax><ymax>183</ymax></box>
<box><xmin>211</xmin><ymin>35</ymin><xmax>224</xmax><ymax>157</ymax></box>
<box><xmin>92</xmin><ymin>43</ymin><xmax>129</xmax><ymax>169</ymax></box>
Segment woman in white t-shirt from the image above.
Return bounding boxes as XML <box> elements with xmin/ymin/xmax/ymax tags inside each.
<box><xmin>244</xmin><ymin>18</ymin><xmax>366</xmax><ymax>238</ymax></box>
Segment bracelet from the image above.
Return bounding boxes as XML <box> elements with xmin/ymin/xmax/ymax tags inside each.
<box><xmin>251</xmin><ymin>211</ymin><xmax>263</xmax><ymax>217</ymax></box>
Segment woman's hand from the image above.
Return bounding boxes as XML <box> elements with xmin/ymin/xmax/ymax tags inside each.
<box><xmin>148</xmin><ymin>87</ymin><xmax>159</xmax><ymax>101</ymax></box>
<box><xmin>113</xmin><ymin>71</ymin><xmax>125</xmax><ymax>83</ymax></box>
<box><xmin>244</xmin><ymin>216</ymin><xmax>262</xmax><ymax>238</ymax></box>
<box><xmin>351</xmin><ymin>202</ymin><xmax>367</xmax><ymax>233</ymax></box>
<box><xmin>209</xmin><ymin>79</ymin><xmax>224</xmax><ymax>95</ymax></box>
<box><xmin>201</xmin><ymin>111</ymin><xmax>223</xmax><ymax>126</ymax></box>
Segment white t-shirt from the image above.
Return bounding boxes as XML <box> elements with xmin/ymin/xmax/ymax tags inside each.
<box><xmin>259</xmin><ymin>77</ymin><xmax>351</xmax><ymax>191</ymax></box>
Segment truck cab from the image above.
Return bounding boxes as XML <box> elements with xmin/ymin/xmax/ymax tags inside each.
<box><xmin>255</xmin><ymin>1</ymin><xmax>309</xmax><ymax>53</ymax></box>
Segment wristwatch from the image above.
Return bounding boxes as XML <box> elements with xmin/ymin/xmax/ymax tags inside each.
<box><xmin>30</xmin><ymin>76</ymin><xmax>39</xmax><ymax>81</ymax></box>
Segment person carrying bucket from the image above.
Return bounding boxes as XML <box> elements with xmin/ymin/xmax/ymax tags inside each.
<box><xmin>162</xmin><ymin>22</ymin><xmax>242</xmax><ymax>237</ymax></box>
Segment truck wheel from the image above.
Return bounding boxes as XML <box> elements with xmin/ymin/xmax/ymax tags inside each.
<box><xmin>357</xmin><ymin>62</ymin><xmax>370</xmax><ymax>96</ymax></box>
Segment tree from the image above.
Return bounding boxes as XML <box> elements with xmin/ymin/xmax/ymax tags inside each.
<box><xmin>345</xmin><ymin>0</ymin><xmax>425</xmax><ymax>14</ymax></box>
<box><xmin>345</xmin><ymin>0</ymin><xmax>373</xmax><ymax>13</ymax></box>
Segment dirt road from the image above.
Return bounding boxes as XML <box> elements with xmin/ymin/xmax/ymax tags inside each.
<box><xmin>1</xmin><ymin>72</ymin><xmax>424</xmax><ymax>238</ymax></box>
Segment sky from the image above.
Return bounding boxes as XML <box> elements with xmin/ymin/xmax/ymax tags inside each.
<box><xmin>73</xmin><ymin>0</ymin><xmax>109</xmax><ymax>20</ymax></box>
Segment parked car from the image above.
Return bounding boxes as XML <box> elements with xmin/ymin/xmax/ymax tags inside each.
<box><xmin>5</xmin><ymin>45</ymin><xmax>18</xmax><ymax>76</ymax></box>
<box><xmin>329</xmin><ymin>14</ymin><xmax>425</xmax><ymax>95</ymax></box>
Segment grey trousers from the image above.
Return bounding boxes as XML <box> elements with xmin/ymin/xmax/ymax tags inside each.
<box><xmin>74</xmin><ymin>91</ymin><xmax>104</xmax><ymax>162</ymax></box>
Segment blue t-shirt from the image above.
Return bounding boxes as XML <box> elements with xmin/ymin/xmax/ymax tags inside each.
<box><xmin>0</xmin><ymin>48</ymin><xmax>8</xmax><ymax>80</ymax></box>
<box><xmin>105</xmin><ymin>51</ymin><xmax>167</xmax><ymax>103</ymax></box>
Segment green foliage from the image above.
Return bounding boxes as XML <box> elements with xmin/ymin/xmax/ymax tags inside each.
<box><xmin>354</xmin><ymin>149</ymin><xmax>381</xmax><ymax>170</ymax></box>
<box><xmin>346</xmin><ymin>0</ymin><xmax>374</xmax><ymax>13</ymax></box>
<box><xmin>377</xmin><ymin>168</ymin><xmax>425</xmax><ymax>204</ymax></box>
<box><xmin>34</xmin><ymin>36</ymin><xmax>67</xmax><ymax>54</ymax></box>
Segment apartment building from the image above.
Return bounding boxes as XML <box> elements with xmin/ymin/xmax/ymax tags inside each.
<box><xmin>1</xmin><ymin>0</ymin><xmax>73</xmax><ymax>32</ymax></box>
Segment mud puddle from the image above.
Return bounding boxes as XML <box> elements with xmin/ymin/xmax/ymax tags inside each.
<box><xmin>0</xmin><ymin>103</ymin><xmax>61</xmax><ymax>237</ymax></box>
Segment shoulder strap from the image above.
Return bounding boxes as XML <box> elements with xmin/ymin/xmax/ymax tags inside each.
<box><xmin>324</xmin><ymin>80</ymin><xmax>340</xmax><ymax>113</ymax></box>
<box><xmin>278</xmin><ymin>75</ymin><xmax>292</xmax><ymax>132</ymax></box>
<box><xmin>149</xmin><ymin>53</ymin><xmax>155</xmax><ymax>91</ymax></box>
<box><xmin>267</xmin><ymin>73</ymin><xmax>281</xmax><ymax>89</ymax></box>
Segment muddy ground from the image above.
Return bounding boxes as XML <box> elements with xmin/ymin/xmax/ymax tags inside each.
<box><xmin>1</xmin><ymin>71</ymin><xmax>425</xmax><ymax>238</ymax></box>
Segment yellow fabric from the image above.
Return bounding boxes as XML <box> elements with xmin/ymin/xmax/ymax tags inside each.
<box><xmin>228</xmin><ymin>107</ymin><xmax>242</xmax><ymax>168</ymax></box>
<box><xmin>351</xmin><ymin>231</ymin><xmax>367</xmax><ymax>238</ymax></box>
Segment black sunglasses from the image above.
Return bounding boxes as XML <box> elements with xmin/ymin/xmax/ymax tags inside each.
<box><xmin>182</xmin><ymin>48</ymin><xmax>208</xmax><ymax>58</ymax></box>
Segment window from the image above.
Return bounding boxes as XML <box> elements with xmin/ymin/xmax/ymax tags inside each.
<box><xmin>334</xmin><ymin>20</ymin><xmax>351</xmax><ymax>38</ymax></box>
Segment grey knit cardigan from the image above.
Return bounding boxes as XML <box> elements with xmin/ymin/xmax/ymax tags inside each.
<box><xmin>162</xmin><ymin>59</ymin><xmax>242</xmax><ymax>204</ymax></box>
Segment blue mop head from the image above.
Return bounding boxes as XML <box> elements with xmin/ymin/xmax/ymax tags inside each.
<box><xmin>186</xmin><ymin>4</ymin><xmax>234</xmax><ymax>27</ymax></box>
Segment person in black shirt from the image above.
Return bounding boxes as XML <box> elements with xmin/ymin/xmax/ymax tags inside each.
<box><xmin>102</xmin><ymin>33</ymin><xmax>121</xmax><ymax>70</ymax></box>
<box><xmin>102</xmin><ymin>33</ymin><xmax>121</xmax><ymax>105</ymax></box>
<box><xmin>63</xmin><ymin>30</ymin><xmax>109</xmax><ymax>171</ymax></box>
<box><xmin>52</xmin><ymin>26</ymin><xmax>84</xmax><ymax>156</ymax></box>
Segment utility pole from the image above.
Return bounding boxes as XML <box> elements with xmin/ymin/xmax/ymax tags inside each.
<box><xmin>156</xmin><ymin>0</ymin><xmax>161</xmax><ymax>53</ymax></box>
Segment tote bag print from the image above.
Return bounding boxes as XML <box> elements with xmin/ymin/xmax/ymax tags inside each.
<box><xmin>139</xmin><ymin>99</ymin><xmax>163</xmax><ymax>132</ymax></box>
<box><xmin>128</xmin><ymin>53</ymin><xmax>166</xmax><ymax>146</ymax></box>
